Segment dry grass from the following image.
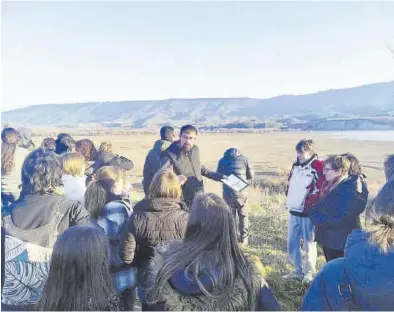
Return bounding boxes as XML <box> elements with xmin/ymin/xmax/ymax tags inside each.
<box><xmin>30</xmin><ymin>130</ymin><xmax>390</xmax><ymax>310</ymax></box>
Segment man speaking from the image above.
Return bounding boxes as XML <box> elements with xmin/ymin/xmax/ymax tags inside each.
<box><xmin>160</xmin><ymin>124</ymin><xmax>225</xmax><ymax>207</ymax></box>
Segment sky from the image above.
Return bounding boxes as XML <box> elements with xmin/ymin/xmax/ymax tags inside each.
<box><xmin>1</xmin><ymin>1</ymin><xmax>394</xmax><ymax>112</ymax></box>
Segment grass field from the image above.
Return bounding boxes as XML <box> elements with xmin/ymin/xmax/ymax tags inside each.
<box><xmin>33</xmin><ymin>130</ymin><xmax>390</xmax><ymax>310</ymax></box>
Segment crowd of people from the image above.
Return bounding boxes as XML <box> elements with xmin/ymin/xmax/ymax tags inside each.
<box><xmin>1</xmin><ymin>123</ymin><xmax>393</xmax><ymax>311</ymax></box>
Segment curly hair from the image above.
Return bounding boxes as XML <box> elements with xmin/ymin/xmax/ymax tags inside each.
<box><xmin>75</xmin><ymin>139</ymin><xmax>97</xmax><ymax>161</ymax></box>
<box><xmin>21</xmin><ymin>148</ymin><xmax>63</xmax><ymax>195</ymax></box>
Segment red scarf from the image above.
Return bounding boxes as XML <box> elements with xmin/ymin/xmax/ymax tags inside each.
<box><xmin>319</xmin><ymin>175</ymin><xmax>347</xmax><ymax>200</ymax></box>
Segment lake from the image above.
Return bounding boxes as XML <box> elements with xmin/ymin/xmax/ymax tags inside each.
<box><xmin>324</xmin><ymin>131</ymin><xmax>394</xmax><ymax>142</ymax></box>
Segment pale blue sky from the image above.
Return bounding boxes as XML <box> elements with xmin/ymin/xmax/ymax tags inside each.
<box><xmin>1</xmin><ymin>1</ymin><xmax>394</xmax><ymax>111</ymax></box>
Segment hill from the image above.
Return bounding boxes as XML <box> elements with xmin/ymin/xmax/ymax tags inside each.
<box><xmin>2</xmin><ymin>81</ymin><xmax>394</xmax><ymax>130</ymax></box>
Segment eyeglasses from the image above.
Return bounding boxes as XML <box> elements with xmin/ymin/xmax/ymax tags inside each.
<box><xmin>323</xmin><ymin>167</ymin><xmax>335</xmax><ymax>172</ymax></box>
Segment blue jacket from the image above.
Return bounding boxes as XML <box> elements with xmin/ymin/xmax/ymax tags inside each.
<box><xmin>144</xmin><ymin>269</ymin><xmax>280</xmax><ymax>311</ymax></box>
<box><xmin>302</xmin><ymin>229</ymin><xmax>394</xmax><ymax>310</ymax></box>
<box><xmin>309</xmin><ymin>175</ymin><xmax>368</xmax><ymax>250</ymax></box>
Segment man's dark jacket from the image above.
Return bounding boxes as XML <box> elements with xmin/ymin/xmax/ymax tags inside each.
<box><xmin>160</xmin><ymin>142</ymin><xmax>223</xmax><ymax>205</ymax></box>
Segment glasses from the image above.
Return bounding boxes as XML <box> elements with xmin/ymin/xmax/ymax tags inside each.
<box><xmin>324</xmin><ymin>167</ymin><xmax>335</xmax><ymax>172</ymax></box>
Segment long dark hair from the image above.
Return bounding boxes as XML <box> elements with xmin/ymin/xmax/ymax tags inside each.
<box><xmin>76</xmin><ymin>139</ymin><xmax>97</xmax><ymax>161</ymax></box>
<box><xmin>148</xmin><ymin>193</ymin><xmax>257</xmax><ymax>309</ymax></box>
<box><xmin>37</xmin><ymin>225</ymin><xmax>117</xmax><ymax>311</ymax></box>
<box><xmin>85</xmin><ymin>166</ymin><xmax>124</xmax><ymax>219</ymax></box>
<box><xmin>1</xmin><ymin>127</ymin><xmax>19</xmax><ymax>175</ymax></box>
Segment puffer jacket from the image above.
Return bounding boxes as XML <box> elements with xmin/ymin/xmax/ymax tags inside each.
<box><xmin>302</xmin><ymin>229</ymin><xmax>394</xmax><ymax>310</ymax></box>
<box><xmin>142</xmin><ymin>140</ymin><xmax>171</xmax><ymax>195</ymax></box>
<box><xmin>121</xmin><ymin>198</ymin><xmax>188</xmax><ymax>283</ymax></box>
<box><xmin>309</xmin><ymin>175</ymin><xmax>368</xmax><ymax>251</ymax></box>
<box><xmin>217</xmin><ymin>148</ymin><xmax>254</xmax><ymax>198</ymax></box>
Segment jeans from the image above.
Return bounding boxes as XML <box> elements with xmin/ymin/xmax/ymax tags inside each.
<box><xmin>225</xmin><ymin>197</ymin><xmax>249</xmax><ymax>244</ymax></box>
<box><xmin>287</xmin><ymin>214</ymin><xmax>317</xmax><ymax>275</ymax></box>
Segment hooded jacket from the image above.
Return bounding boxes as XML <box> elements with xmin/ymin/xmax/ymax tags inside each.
<box><xmin>217</xmin><ymin>148</ymin><xmax>254</xmax><ymax>198</ymax></box>
<box><xmin>160</xmin><ymin>141</ymin><xmax>224</xmax><ymax>205</ymax></box>
<box><xmin>143</xmin><ymin>140</ymin><xmax>171</xmax><ymax>195</ymax></box>
<box><xmin>301</xmin><ymin>229</ymin><xmax>394</xmax><ymax>310</ymax></box>
<box><xmin>121</xmin><ymin>197</ymin><xmax>189</xmax><ymax>285</ymax></box>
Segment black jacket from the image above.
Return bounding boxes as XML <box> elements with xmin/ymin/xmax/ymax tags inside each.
<box><xmin>121</xmin><ymin>198</ymin><xmax>188</xmax><ymax>283</ymax></box>
<box><xmin>93</xmin><ymin>152</ymin><xmax>134</xmax><ymax>173</ymax></box>
<box><xmin>309</xmin><ymin>175</ymin><xmax>368</xmax><ymax>251</ymax></box>
<box><xmin>143</xmin><ymin>140</ymin><xmax>171</xmax><ymax>195</ymax></box>
<box><xmin>3</xmin><ymin>194</ymin><xmax>91</xmax><ymax>247</ymax></box>
<box><xmin>160</xmin><ymin>142</ymin><xmax>223</xmax><ymax>205</ymax></box>
<box><xmin>217</xmin><ymin>148</ymin><xmax>254</xmax><ymax>198</ymax></box>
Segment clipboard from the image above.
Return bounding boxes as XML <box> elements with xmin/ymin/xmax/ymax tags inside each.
<box><xmin>221</xmin><ymin>174</ymin><xmax>249</xmax><ymax>192</ymax></box>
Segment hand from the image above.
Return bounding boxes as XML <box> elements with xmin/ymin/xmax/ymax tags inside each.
<box><xmin>178</xmin><ymin>175</ymin><xmax>187</xmax><ymax>185</ymax></box>
<box><xmin>220</xmin><ymin>175</ymin><xmax>228</xmax><ymax>182</ymax></box>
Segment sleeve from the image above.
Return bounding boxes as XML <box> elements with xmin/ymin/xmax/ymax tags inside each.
<box><xmin>257</xmin><ymin>283</ymin><xmax>281</xmax><ymax>311</ymax></box>
<box><xmin>301</xmin><ymin>270</ymin><xmax>331</xmax><ymax>311</ymax></box>
<box><xmin>121</xmin><ymin>216</ymin><xmax>137</xmax><ymax>265</ymax></box>
<box><xmin>217</xmin><ymin>159</ymin><xmax>224</xmax><ymax>175</ymax></box>
<box><xmin>246</xmin><ymin>158</ymin><xmax>254</xmax><ymax>180</ymax></box>
<box><xmin>159</xmin><ymin>151</ymin><xmax>174</xmax><ymax>172</ymax></box>
<box><xmin>301</xmin><ymin>258</ymin><xmax>347</xmax><ymax>311</ymax></box>
<box><xmin>109</xmin><ymin>155</ymin><xmax>134</xmax><ymax>171</ymax></box>
<box><xmin>304</xmin><ymin>160</ymin><xmax>325</xmax><ymax>212</ymax></box>
<box><xmin>142</xmin><ymin>155</ymin><xmax>151</xmax><ymax>180</ymax></box>
<box><xmin>309</xmin><ymin>184</ymin><xmax>366</xmax><ymax>228</ymax></box>
<box><xmin>285</xmin><ymin>164</ymin><xmax>295</xmax><ymax>196</ymax></box>
<box><xmin>68</xmin><ymin>201</ymin><xmax>91</xmax><ymax>226</ymax></box>
<box><xmin>201</xmin><ymin>165</ymin><xmax>224</xmax><ymax>181</ymax></box>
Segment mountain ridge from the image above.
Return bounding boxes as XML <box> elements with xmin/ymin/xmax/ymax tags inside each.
<box><xmin>2</xmin><ymin>81</ymin><xmax>394</xmax><ymax>130</ymax></box>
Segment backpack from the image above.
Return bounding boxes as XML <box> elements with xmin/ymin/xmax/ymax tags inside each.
<box><xmin>1</xmin><ymin>204</ymin><xmax>64</xmax><ymax>307</ymax></box>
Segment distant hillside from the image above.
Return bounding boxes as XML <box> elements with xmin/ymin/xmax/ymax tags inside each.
<box><xmin>2</xmin><ymin>81</ymin><xmax>394</xmax><ymax>130</ymax></box>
